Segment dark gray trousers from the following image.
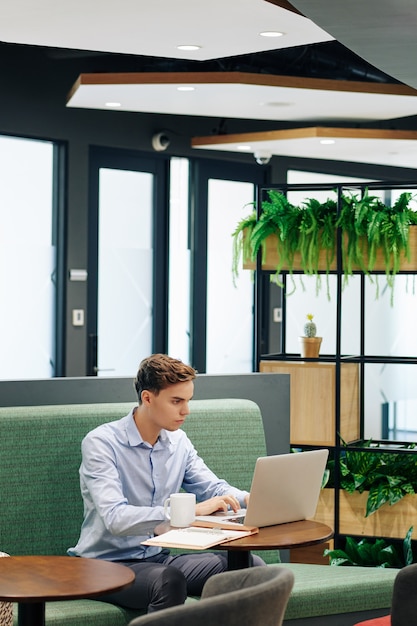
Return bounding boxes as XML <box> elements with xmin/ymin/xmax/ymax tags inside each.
<box><xmin>101</xmin><ymin>549</ymin><xmax>265</xmax><ymax>613</ymax></box>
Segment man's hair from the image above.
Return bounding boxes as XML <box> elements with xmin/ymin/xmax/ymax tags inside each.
<box><xmin>134</xmin><ymin>354</ymin><xmax>197</xmax><ymax>403</ymax></box>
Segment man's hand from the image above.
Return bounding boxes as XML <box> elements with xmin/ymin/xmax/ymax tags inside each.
<box><xmin>195</xmin><ymin>494</ymin><xmax>241</xmax><ymax>516</ymax></box>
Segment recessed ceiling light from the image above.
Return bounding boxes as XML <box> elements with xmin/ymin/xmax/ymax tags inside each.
<box><xmin>320</xmin><ymin>139</ymin><xmax>336</xmax><ymax>145</ymax></box>
<box><xmin>237</xmin><ymin>145</ymin><xmax>252</xmax><ymax>152</ymax></box>
<box><xmin>260</xmin><ymin>101</ymin><xmax>293</xmax><ymax>107</ymax></box>
<box><xmin>177</xmin><ymin>45</ymin><xmax>201</xmax><ymax>51</ymax></box>
<box><xmin>177</xmin><ymin>86</ymin><xmax>195</xmax><ymax>92</ymax></box>
<box><xmin>259</xmin><ymin>31</ymin><xmax>284</xmax><ymax>38</ymax></box>
<box><xmin>105</xmin><ymin>102</ymin><xmax>121</xmax><ymax>108</ymax></box>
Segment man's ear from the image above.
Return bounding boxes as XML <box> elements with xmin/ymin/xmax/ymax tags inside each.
<box><xmin>141</xmin><ymin>390</ymin><xmax>152</xmax><ymax>406</ymax></box>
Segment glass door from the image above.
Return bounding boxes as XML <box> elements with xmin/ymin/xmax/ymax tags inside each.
<box><xmin>87</xmin><ymin>148</ymin><xmax>168</xmax><ymax>376</ymax></box>
<box><xmin>190</xmin><ymin>160</ymin><xmax>266</xmax><ymax>373</ymax></box>
<box><xmin>206</xmin><ymin>178</ymin><xmax>256</xmax><ymax>373</ymax></box>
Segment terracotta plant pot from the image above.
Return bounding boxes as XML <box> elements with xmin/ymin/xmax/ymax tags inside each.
<box><xmin>298</xmin><ymin>336</ymin><xmax>322</xmax><ymax>358</ymax></box>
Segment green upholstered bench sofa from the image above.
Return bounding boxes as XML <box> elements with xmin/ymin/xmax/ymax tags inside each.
<box><xmin>0</xmin><ymin>399</ymin><xmax>397</xmax><ymax>626</ymax></box>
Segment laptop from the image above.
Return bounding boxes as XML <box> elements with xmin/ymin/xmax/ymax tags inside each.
<box><xmin>194</xmin><ymin>449</ymin><xmax>329</xmax><ymax>530</ymax></box>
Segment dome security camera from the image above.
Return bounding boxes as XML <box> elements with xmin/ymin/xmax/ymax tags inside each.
<box><xmin>254</xmin><ymin>149</ymin><xmax>272</xmax><ymax>165</ymax></box>
<box><xmin>152</xmin><ymin>132</ymin><xmax>171</xmax><ymax>152</ymax></box>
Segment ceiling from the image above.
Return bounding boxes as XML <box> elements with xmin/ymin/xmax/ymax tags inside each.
<box><xmin>192</xmin><ymin>127</ymin><xmax>417</xmax><ymax>169</ymax></box>
<box><xmin>0</xmin><ymin>0</ymin><xmax>333</xmax><ymax>61</ymax></box>
<box><xmin>288</xmin><ymin>0</ymin><xmax>417</xmax><ymax>91</ymax></box>
<box><xmin>68</xmin><ymin>72</ymin><xmax>417</xmax><ymax>124</ymax></box>
<box><xmin>2</xmin><ymin>0</ymin><xmax>417</xmax><ymax>168</ymax></box>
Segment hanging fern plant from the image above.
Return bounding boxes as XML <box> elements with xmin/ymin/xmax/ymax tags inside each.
<box><xmin>298</xmin><ymin>196</ymin><xmax>337</xmax><ymax>298</ymax></box>
<box><xmin>231</xmin><ymin>209</ymin><xmax>257</xmax><ymax>286</ymax></box>
<box><xmin>337</xmin><ymin>188</ymin><xmax>385</xmax><ymax>278</ymax></box>
<box><xmin>371</xmin><ymin>192</ymin><xmax>414</xmax><ymax>272</ymax></box>
<box><xmin>337</xmin><ymin>189</ymin><xmax>417</xmax><ymax>303</ymax></box>
<box><xmin>231</xmin><ymin>190</ymin><xmax>338</xmax><ymax>297</ymax></box>
<box><xmin>232</xmin><ymin>186</ymin><xmax>417</xmax><ymax>303</ymax></box>
<box><xmin>298</xmin><ymin>197</ymin><xmax>337</xmax><ymax>274</ymax></box>
<box><xmin>372</xmin><ymin>192</ymin><xmax>415</xmax><ymax>303</ymax></box>
<box><xmin>231</xmin><ymin>190</ymin><xmax>302</xmax><ymax>294</ymax></box>
<box><xmin>250</xmin><ymin>190</ymin><xmax>300</xmax><ymax>274</ymax></box>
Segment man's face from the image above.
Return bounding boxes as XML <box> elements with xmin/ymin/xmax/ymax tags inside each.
<box><xmin>145</xmin><ymin>380</ymin><xmax>194</xmax><ymax>432</ymax></box>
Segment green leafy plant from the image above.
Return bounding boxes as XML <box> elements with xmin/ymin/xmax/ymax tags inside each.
<box><xmin>231</xmin><ymin>190</ymin><xmax>338</xmax><ymax>298</ymax></box>
<box><xmin>232</xmin><ymin>187</ymin><xmax>417</xmax><ymax>303</ymax></box>
<box><xmin>324</xmin><ymin>526</ymin><xmax>414</xmax><ymax>568</ymax></box>
<box><xmin>326</xmin><ymin>440</ymin><xmax>417</xmax><ymax>517</ymax></box>
<box><xmin>337</xmin><ymin>189</ymin><xmax>416</xmax><ymax>303</ymax></box>
<box><xmin>232</xmin><ymin>209</ymin><xmax>257</xmax><ymax>286</ymax></box>
<box><xmin>250</xmin><ymin>190</ymin><xmax>301</xmax><ymax>276</ymax></box>
<box><xmin>298</xmin><ymin>196</ymin><xmax>337</xmax><ymax>276</ymax></box>
<box><xmin>337</xmin><ymin>188</ymin><xmax>385</xmax><ymax>277</ymax></box>
<box><xmin>367</xmin><ymin>192</ymin><xmax>414</xmax><ymax>277</ymax></box>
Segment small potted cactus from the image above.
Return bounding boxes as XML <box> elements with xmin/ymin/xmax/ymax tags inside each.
<box><xmin>298</xmin><ymin>314</ymin><xmax>322</xmax><ymax>358</ymax></box>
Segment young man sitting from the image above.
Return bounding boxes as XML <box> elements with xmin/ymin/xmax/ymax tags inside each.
<box><xmin>68</xmin><ymin>353</ymin><xmax>264</xmax><ymax>612</ymax></box>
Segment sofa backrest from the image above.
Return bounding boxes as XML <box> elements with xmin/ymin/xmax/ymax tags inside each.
<box><xmin>0</xmin><ymin>398</ymin><xmax>266</xmax><ymax>556</ymax></box>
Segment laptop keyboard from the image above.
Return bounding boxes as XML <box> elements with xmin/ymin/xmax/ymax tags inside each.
<box><xmin>226</xmin><ymin>515</ymin><xmax>246</xmax><ymax>524</ymax></box>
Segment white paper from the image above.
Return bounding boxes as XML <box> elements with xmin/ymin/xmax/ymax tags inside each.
<box><xmin>142</xmin><ymin>527</ymin><xmax>252</xmax><ymax>549</ymax></box>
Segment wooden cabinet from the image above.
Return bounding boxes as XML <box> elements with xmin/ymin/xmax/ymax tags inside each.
<box><xmin>259</xmin><ymin>361</ymin><xmax>360</xmax><ymax>446</ymax></box>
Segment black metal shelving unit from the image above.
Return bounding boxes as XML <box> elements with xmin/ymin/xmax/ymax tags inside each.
<box><xmin>253</xmin><ymin>180</ymin><xmax>417</xmax><ymax>550</ymax></box>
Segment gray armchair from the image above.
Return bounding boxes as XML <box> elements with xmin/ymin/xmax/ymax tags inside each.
<box><xmin>354</xmin><ymin>562</ymin><xmax>417</xmax><ymax>626</ymax></box>
<box><xmin>391</xmin><ymin>562</ymin><xmax>417</xmax><ymax>626</ymax></box>
<box><xmin>128</xmin><ymin>566</ymin><xmax>294</xmax><ymax>626</ymax></box>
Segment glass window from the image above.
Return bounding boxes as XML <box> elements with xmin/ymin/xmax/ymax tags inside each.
<box><xmin>365</xmin><ymin>363</ymin><xmax>417</xmax><ymax>441</ymax></box>
<box><xmin>206</xmin><ymin>178</ymin><xmax>254</xmax><ymax>373</ymax></box>
<box><xmin>284</xmin><ymin>170</ymin><xmax>371</xmax><ymax>356</ymax></box>
<box><xmin>0</xmin><ymin>135</ymin><xmax>56</xmax><ymax>379</ymax></box>
<box><xmin>168</xmin><ymin>158</ymin><xmax>191</xmax><ymax>363</ymax></box>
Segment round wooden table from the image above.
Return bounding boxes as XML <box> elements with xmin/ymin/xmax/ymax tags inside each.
<box><xmin>0</xmin><ymin>555</ymin><xmax>135</xmax><ymax>626</ymax></box>
<box><xmin>218</xmin><ymin>519</ymin><xmax>334</xmax><ymax>569</ymax></box>
<box><xmin>155</xmin><ymin>519</ymin><xmax>333</xmax><ymax>570</ymax></box>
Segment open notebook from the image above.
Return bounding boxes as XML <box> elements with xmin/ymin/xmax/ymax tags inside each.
<box><xmin>142</xmin><ymin>526</ymin><xmax>257</xmax><ymax>550</ymax></box>
<box><xmin>193</xmin><ymin>449</ymin><xmax>329</xmax><ymax>530</ymax></box>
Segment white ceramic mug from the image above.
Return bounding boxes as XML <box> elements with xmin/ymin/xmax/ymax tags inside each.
<box><xmin>164</xmin><ymin>493</ymin><xmax>196</xmax><ymax>527</ymax></box>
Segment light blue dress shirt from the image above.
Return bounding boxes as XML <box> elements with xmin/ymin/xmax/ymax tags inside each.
<box><xmin>68</xmin><ymin>408</ymin><xmax>248</xmax><ymax>561</ymax></box>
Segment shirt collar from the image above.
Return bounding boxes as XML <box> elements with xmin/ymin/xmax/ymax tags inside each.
<box><xmin>125</xmin><ymin>408</ymin><xmax>174</xmax><ymax>449</ymax></box>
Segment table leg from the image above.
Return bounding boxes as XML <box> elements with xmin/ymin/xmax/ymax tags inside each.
<box><xmin>18</xmin><ymin>602</ymin><xmax>45</xmax><ymax>626</ymax></box>
<box><xmin>227</xmin><ymin>551</ymin><xmax>251</xmax><ymax>570</ymax></box>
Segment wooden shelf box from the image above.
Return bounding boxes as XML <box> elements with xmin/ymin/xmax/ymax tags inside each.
<box><xmin>316</xmin><ymin>489</ymin><xmax>417</xmax><ymax>539</ymax></box>
<box><xmin>259</xmin><ymin>361</ymin><xmax>360</xmax><ymax>446</ymax></box>
<box><xmin>243</xmin><ymin>226</ymin><xmax>417</xmax><ymax>273</ymax></box>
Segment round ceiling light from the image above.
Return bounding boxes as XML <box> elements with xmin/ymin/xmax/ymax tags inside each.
<box><xmin>177</xmin><ymin>45</ymin><xmax>201</xmax><ymax>51</ymax></box>
<box><xmin>259</xmin><ymin>31</ymin><xmax>284</xmax><ymax>37</ymax></box>
<box><xmin>261</xmin><ymin>101</ymin><xmax>293</xmax><ymax>107</ymax></box>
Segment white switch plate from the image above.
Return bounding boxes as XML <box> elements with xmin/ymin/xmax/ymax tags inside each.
<box><xmin>69</xmin><ymin>269</ymin><xmax>88</xmax><ymax>281</ymax></box>
<box><xmin>72</xmin><ymin>309</ymin><xmax>84</xmax><ymax>326</ymax></box>
<box><xmin>273</xmin><ymin>307</ymin><xmax>282</xmax><ymax>323</ymax></box>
